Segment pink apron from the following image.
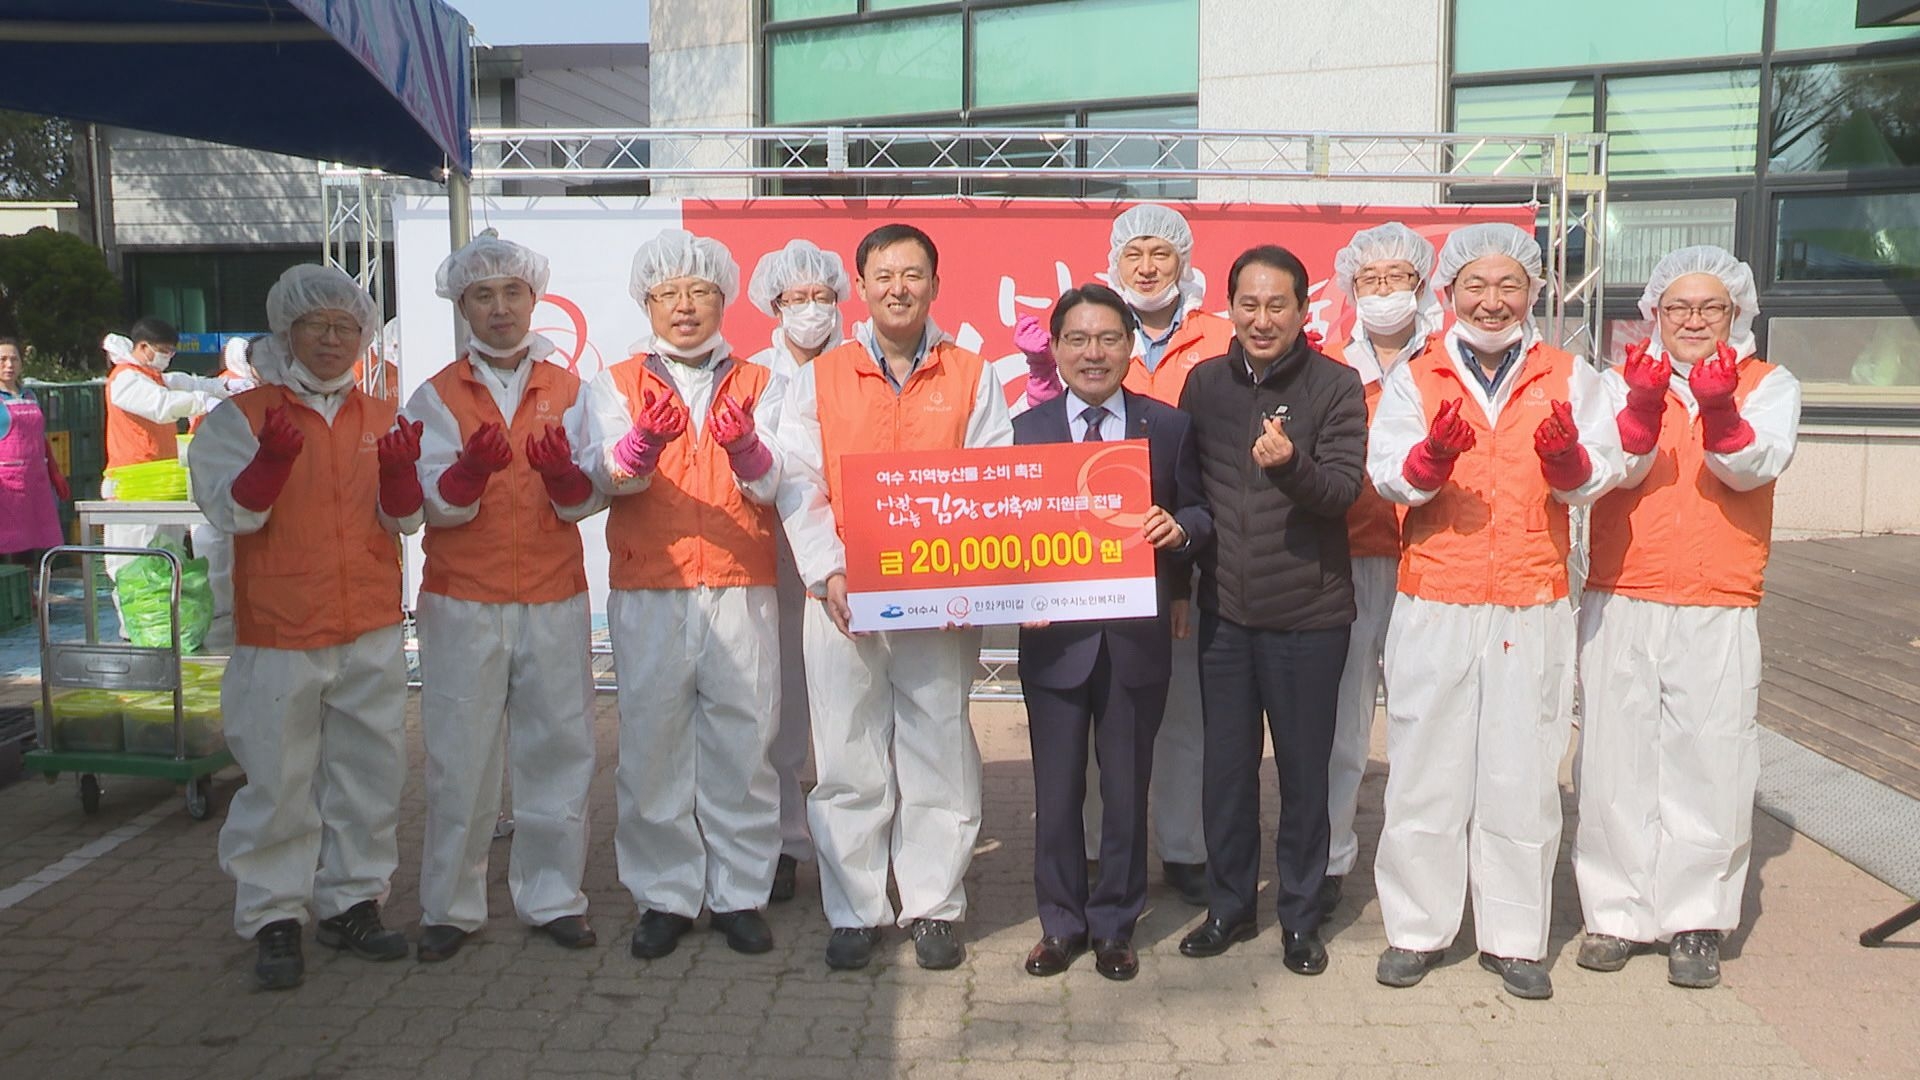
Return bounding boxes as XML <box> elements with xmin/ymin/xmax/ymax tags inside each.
<box><xmin>0</xmin><ymin>395</ymin><xmax>66</xmax><ymax>554</ymax></box>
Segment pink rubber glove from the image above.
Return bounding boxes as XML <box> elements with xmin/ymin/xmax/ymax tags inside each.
<box><xmin>376</xmin><ymin>417</ymin><xmax>425</xmax><ymax>518</ymax></box>
<box><xmin>1015</xmin><ymin>314</ymin><xmax>1062</xmax><ymax>407</ymax></box>
<box><xmin>437</xmin><ymin>421</ymin><xmax>513</xmax><ymax>508</ymax></box>
<box><xmin>612</xmin><ymin>389</ymin><xmax>687</xmax><ymax>478</ymax></box>
<box><xmin>525</xmin><ymin>423</ymin><xmax>594</xmax><ymax>507</ymax></box>
<box><xmin>1534</xmin><ymin>400</ymin><xmax>1594</xmax><ymax>491</ymax></box>
<box><xmin>231</xmin><ymin>405</ymin><xmax>304</xmax><ymax>512</ymax></box>
<box><xmin>1616</xmin><ymin>339</ymin><xmax>1671</xmax><ymax>455</ymax></box>
<box><xmin>1401</xmin><ymin>397</ymin><xmax>1474</xmax><ymax>491</ymax></box>
<box><xmin>709</xmin><ymin>393</ymin><xmax>773</xmax><ymax>482</ymax></box>
<box><xmin>1690</xmin><ymin>342</ymin><xmax>1754</xmax><ymax>454</ymax></box>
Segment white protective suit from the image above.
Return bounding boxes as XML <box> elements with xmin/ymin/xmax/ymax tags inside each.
<box><xmin>187</xmin><ymin>272</ymin><xmax>421</xmax><ymax>938</ymax></box>
<box><xmin>1366</xmin><ymin>312</ymin><xmax>1625</xmax><ymax>961</ymax></box>
<box><xmin>777</xmin><ymin>320</ymin><xmax>1014</xmax><ymax>929</ymax></box>
<box><xmin>102</xmin><ymin>334</ymin><xmax>232</xmax><ymax>590</ymax></box>
<box><xmin>191</xmin><ymin>336</ymin><xmax>260</xmax><ymax>650</ymax></box>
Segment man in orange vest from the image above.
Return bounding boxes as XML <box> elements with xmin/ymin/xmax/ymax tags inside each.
<box><xmin>1574</xmin><ymin>246</ymin><xmax>1801</xmax><ymax>990</ymax></box>
<box><xmin>1318</xmin><ymin>223</ymin><xmax>1445</xmax><ymax>917</ymax></box>
<box><xmin>1366</xmin><ymin>223</ymin><xmax>1624</xmax><ymax>1001</ymax></box>
<box><xmin>1018</xmin><ymin>203</ymin><xmax>1236</xmax><ymax>907</ymax></box>
<box><xmin>187</xmin><ymin>266</ymin><xmax>425</xmax><ymax>991</ymax></box>
<box><xmin>406</xmin><ymin>234</ymin><xmax>605</xmax><ymax>962</ymax></box>
<box><xmin>778</xmin><ymin>223</ymin><xmax>1014</xmax><ymax>972</ymax></box>
<box><xmin>580</xmin><ymin>229</ymin><xmax>788</xmax><ymax>962</ymax></box>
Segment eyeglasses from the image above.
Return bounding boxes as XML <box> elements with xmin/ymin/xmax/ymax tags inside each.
<box><xmin>1058</xmin><ymin>331</ymin><xmax>1130</xmax><ymax>350</ymax></box>
<box><xmin>1353</xmin><ymin>270</ymin><xmax>1420</xmax><ymax>290</ymax></box>
<box><xmin>1659</xmin><ymin>300</ymin><xmax>1733</xmax><ymax>323</ymax></box>
<box><xmin>646</xmin><ymin>284</ymin><xmax>722</xmax><ymax>306</ymax></box>
<box><xmin>292</xmin><ymin>318</ymin><xmax>361</xmax><ymax>341</ymax></box>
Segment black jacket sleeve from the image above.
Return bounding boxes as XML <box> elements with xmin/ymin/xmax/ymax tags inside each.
<box><xmin>1263</xmin><ymin>363</ymin><xmax>1367</xmax><ymax>518</ymax></box>
<box><xmin>1167</xmin><ymin>410</ymin><xmax>1213</xmax><ymax>599</ymax></box>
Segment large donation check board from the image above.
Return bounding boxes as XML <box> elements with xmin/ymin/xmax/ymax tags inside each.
<box><xmin>840</xmin><ymin>441</ymin><xmax>1159</xmax><ymax>632</ymax></box>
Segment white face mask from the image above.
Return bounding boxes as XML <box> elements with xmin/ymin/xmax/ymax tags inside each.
<box><xmin>145</xmin><ymin>347</ymin><xmax>176</xmax><ymax>373</ymax></box>
<box><xmin>1117</xmin><ymin>281</ymin><xmax>1180</xmax><ymax>314</ymax></box>
<box><xmin>780</xmin><ymin>302</ymin><xmax>838</xmax><ymax>350</ymax></box>
<box><xmin>1455</xmin><ymin>318</ymin><xmax>1526</xmax><ymax>355</ymax></box>
<box><xmin>1355</xmin><ymin>290</ymin><xmax>1419</xmax><ymax>335</ymax></box>
<box><xmin>654</xmin><ymin>330</ymin><xmax>725</xmax><ymax>362</ymax></box>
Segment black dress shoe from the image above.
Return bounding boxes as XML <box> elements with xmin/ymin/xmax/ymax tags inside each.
<box><xmin>253</xmin><ymin>919</ymin><xmax>304</xmax><ymax>990</ymax></box>
<box><xmin>769</xmin><ymin>854</ymin><xmax>799</xmax><ymax>904</ymax></box>
<box><xmin>539</xmin><ymin>915</ymin><xmax>597</xmax><ymax>950</ymax></box>
<box><xmin>1179</xmin><ymin>916</ymin><xmax>1257</xmax><ymax>958</ymax></box>
<box><xmin>1316</xmin><ymin>875</ymin><xmax>1344</xmax><ymax>918</ymax></box>
<box><xmin>1282</xmin><ymin>929</ymin><xmax>1328</xmax><ymax>975</ymax></box>
<box><xmin>1024</xmin><ymin>935</ymin><xmax>1088</xmax><ymax>976</ymax></box>
<box><xmin>1162</xmin><ymin>861</ymin><xmax>1209</xmax><ymax>907</ymax></box>
<box><xmin>629</xmin><ymin>910</ymin><xmax>695</xmax><ymax>960</ymax></box>
<box><xmin>1092</xmin><ymin>938</ymin><xmax>1138</xmax><ymax>981</ymax></box>
<box><xmin>709</xmin><ymin>910</ymin><xmax>774</xmax><ymax>954</ymax></box>
<box><xmin>315</xmin><ymin>900</ymin><xmax>408</xmax><ymax>961</ymax></box>
<box><xmin>417</xmin><ymin>924</ymin><xmax>470</xmax><ymax>962</ymax></box>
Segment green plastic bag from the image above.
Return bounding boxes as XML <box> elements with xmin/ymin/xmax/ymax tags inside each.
<box><xmin>113</xmin><ymin>537</ymin><xmax>213</xmax><ymax>652</ymax></box>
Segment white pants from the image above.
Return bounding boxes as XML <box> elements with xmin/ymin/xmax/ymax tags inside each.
<box><xmin>1375</xmin><ymin>595</ymin><xmax>1574</xmax><ymax>961</ymax></box>
<box><xmin>804</xmin><ymin>602</ymin><xmax>983</xmax><ymax>929</ymax></box>
<box><xmin>1574</xmin><ymin>593</ymin><xmax>1760</xmax><ymax>941</ymax></box>
<box><xmin>190</xmin><ymin>522</ymin><xmax>236</xmax><ymax>651</ymax></box>
<box><xmin>416</xmin><ymin>592</ymin><xmax>596</xmax><ymax>933</ymax></box>
<box><xmin>219</xmin><ymin>624</ymin><xmax>407</xmax><ymax>938</ymax></box>
<box><xmin>1081</xmin><ymin>621</ymin><xmax>1206</xmax><ymax>864</ymax></box>
<box><xmin>611</xmin><ymin>586</ymin><xmax>782</xmax><ymax>918</ymax></box>
<box><xmin>1327</xmin><ymin>556</ymin><xmax>1397</xmax><ymax>876</ymax></box>
<box><xmin>772</xmin><ymin>540</ymin><xmax>815</xmax><ymax>860</ymax></box>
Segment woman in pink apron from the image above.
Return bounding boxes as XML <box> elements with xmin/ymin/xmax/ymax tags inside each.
<box><xmin>0</xmin><ymin>337</ymin><xmax>70</xmax><ymax>568</ymax></box>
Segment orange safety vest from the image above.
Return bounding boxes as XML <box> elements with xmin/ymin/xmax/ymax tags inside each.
<box><xmin>229</xmin><ymin>385</ymin><xmax>404</xmax><ymax>650</ymax></box>
<box><xmin>1326</xmin><ymin>336</ymin><xmax>1430</xmax><ymax>561</ymax></box>
<box><xmin>420</xmin><ymin>358</ymin><xmax>588</xmax><ymax>605</ymax></box>
<box><xmin>604</xmin><ymin>355</ymin><xmax>779</xmax><ymax>590</ymax></box>
<box><xmin>813</xmin><ymin>338</ymin><xmax>984</xmax><ymax>538</ymax></box>
<box><xmin>1398</xmin><ymin>339</ymin><xmax>1576</xmax><ymax>607</ymax></box>
<box><xmin>1585</xmin><ymin>358</ymin><xmax>1777</xmax><ymax>607</ymax></box>
<box><xmin>1122</xmin><ymin>309</ymin><xmax>1236</xmax><ymax>406</ymax></box>
<box><xmin>105</xmin><ymin>363</ymin><xmax>180</xmax><ymax>469</ymax></box>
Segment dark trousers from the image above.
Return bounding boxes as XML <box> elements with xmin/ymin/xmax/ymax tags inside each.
<box><xmin>1023</xmin><ymin>639</ymin><xmax>1169</xmax><ymax>941</ymax></box>
<box><xmin>1197</xmin><ymin>613</ymin><xmax>1349</xmax><ymax>934</ymax></box>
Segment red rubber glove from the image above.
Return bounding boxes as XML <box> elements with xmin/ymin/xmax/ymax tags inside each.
<box><xmin>1616</xmin><ymin>339</ymin><xmax>1672</xmax><ymax>455</ymax></box>
<box><xmin>1401</xmin><ymin>397</ymin><xmax>1475</xmax><ymax>491</ymax></box>
<box><xmin>525</xmin><ymin>423</ymin><xmax>594</xmax><ymax>507</ymax></box>
<box><xmin>709</xmin><ymin>393</ymin><xmax>774</xmax><ymax>481</ymax></box>
<box><xmin>43</xmin><ymin>437</ymin><xmax>69</xmax><ymax>501</ymax></box>
<box><xmin>231</xmin><ymin>405</ymin><xmax>305</xmax><ymax>512</ymax></box>
<box><xmin>1690</xmin><ymin>342</ymin><xmax>1754</xmax><ymax>454</ymax></box>
<box><xmin>376</xmin><ymin>417</ymin><xmax>425</xmax><ymax>518</ymax></box>
<box><xmin>612</xmin><ymin>389</ymin><xmax>687</xmax><ymax>478</ymax></box>
<box><xmin>1534</xmin><ymin>399</ymin><xmax>1594</xmax><ymax>490</ymax></box>
<box><xmin>437</xmin><ymin>421</ymin><xmax>513</xmax><ymax>508</ymax></box>
<box><xmin>1015</xmin><ymin>314</ymin><xmax>1062</xmax><ymax>407</ymax></box>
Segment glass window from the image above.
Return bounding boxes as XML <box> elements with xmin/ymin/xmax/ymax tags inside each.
<box><xmin>1085</xmin><ymin>104</ymin><xmax>1199</xmax><ymax>199</ymax></box>
<box><xmin>1453</xmin><ymin>0</ymin><xmax>1761</xmax><ymax>74</ymax></box>
<box><xmin>972</xmin><ymin>0</ymin><xmax>1198</xmax><ymax>111</ymax></box>
<box><xmin>133</xmin><ymin>254</ymin><xmax>216</xmax><ymax>335</ymax></box>
<box><xmin>767</xmin><ymin>16</ymin><xmax>963</xmax><ymax>124</ymax></box>
<box><xmin>1771</xmin><ymin>55</ymin><xmax>1920</xmax><ymax>173</ymax></box>
<box><xmin>1775</xmin><ymin>190</ymin><xmax>1920</xmax><ymax>281</ymax></box>
<box><xmin>1775</xmin><ymin>0</ymin><xmax>1920</xmax><ymax>52</ymax></box>
<box><xmin>767</xmin><ymin>0</ymin><xmax>856</xmax><ymax>20</ymax></box>
<box><xmin>1766</xmin><ymin>314</ymin><xmax>1920</xmax><ymax>403</ymax></box>
<box><xmin>868</xmin><ymin>0</ymin><xmax>947</xmax><ymax>9</ymax></box>
<box><xmin>965</xmin><ymin>113</ymin><xmax>1077</xmax><ymax>198</ymax></box>
<box><xmin>1604</xmin><ymin>198</ymin><xmax>1740</xmax><ymax>285</ymax></box>
<box><xmin>1604</xmin><ymin>69</ymin><xmax>1760</xmax><ymax>179</ymax></box>
<box><xmin>1451</xmin><ymin>80</ymin><xmax>1596</xmax><ymax>173</ymax></box>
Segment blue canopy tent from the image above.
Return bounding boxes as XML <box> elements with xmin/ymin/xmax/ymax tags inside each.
<box><xmin>0</xmin><ymin>0</ymin><xmax>471</xmax><ymax>180</ymax></box>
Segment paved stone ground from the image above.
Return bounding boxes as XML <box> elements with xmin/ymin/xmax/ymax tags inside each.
<box><xmin>0</xmin><ymin>690</ymin><xmax>1916</xmax><ymax>1080</ymax></box>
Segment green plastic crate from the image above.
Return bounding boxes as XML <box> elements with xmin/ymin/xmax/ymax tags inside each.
<box><xmin>0</xmin><ymin>565</ymin><xmax>30</xmax><ymax>632</ymax></box>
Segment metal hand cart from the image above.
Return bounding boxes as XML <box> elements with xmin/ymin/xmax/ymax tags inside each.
<box><xmin>24</xmin><ymin>545</ymin><xmax>232</xmax><ymax>819</ymax></box>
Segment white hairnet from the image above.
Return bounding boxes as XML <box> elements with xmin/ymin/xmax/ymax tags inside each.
<box><xmin>1638</xmin><ymin>244</ymin><xmax>1759</xmax><ymax>352</ymax></box>
<box><xmin>628</xmin><ymin>228</ymin><xmax>740</xmax><ymax>307</ymax></box>
<box><xmin>265</xmin><ymin>265</ymin><xmax>379</xmax><ymax>355</ymax></box>
<box><xmin>1432</xmin><ymin>222</ymin><xmax>1544</xmax><ymax>293</ymax></box>
<box><xmin>435</xmin><ymin>230</ymin><xmax>550</xmax><ymax>301</ymax></box>
<box><xmin>379</xmin><ymin>317</ymin><xmax>401</xmax><ymax>365</ymax></box>
<box><xmin>1108</xmin><ymin>203</ymin><xmax>1195</xmax><ymax>273</ymax></box>
<box><xmin>1333</xmin><ymin>222</ymin><xmax>1436</xmax><ymax>297</ymax></box>
<box><xmin>745</xmin><ymin>239</ymin><xmax>851</xmax><ymax>316</ymax></box>
<box><xmin>221</xmin><ymin>336</ymin><xmax>255</xmax><ymax>380</ymax></box>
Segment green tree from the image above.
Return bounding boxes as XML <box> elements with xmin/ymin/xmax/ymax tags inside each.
<box><xmin>0</xmin><ymin>110</ymin><xmax>77</xmax><ymax>200</ymax></box>
<box><xmin>0</xmin><ymin>227</ymin><xmax>124</xmax><ymax>376</ymax></box>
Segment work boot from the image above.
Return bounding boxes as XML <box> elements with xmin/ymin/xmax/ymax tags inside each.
<box><xmin>315</xmin><ymin>900</ymin><xmax>408</xmax><ymax>961</ymax></box>
<box><xmin>253</xmin><ymin>919</ymin><xmax>304</xmax><ymax>991</ymax></box>
<box><xmin>1668</xmin><ymin>930</ymin><xmax>1722</xmax><ymax>989</ymax></box>
<box><xmin>629</xmin><ymin>910</ymin><xmax>694</xmax><ymax>960</ymax></box>
<box><xmin>416</xmin><ymin>924</ymin><xmax>470</xmax><ymax>962</ymax></box>
<box><xmin>825</xmin><ymin>926</ymin><xmax>883</xmax><ymax>971</ymax></box>
<box><xmin>1576</xmin><ymin>932</ymin><xmax>1644</xmax><ymax>973</ymax></box>
<box><xmin>909</xmin><ymin>918</ymin><xmax>965</xmax><ymax>970</ymax></box>
<box><xmin>538</xmin><ymin>915</ymin><xmax>597</xmax><ymax>950</ymax></box>
<box><xmin>769</xmin><ymin>854</ymin><xmax>799</xmax><ymax>904</ymax></box>
<box><xmin>709</xmin><ymin>910</ymin><xmax>774</xmax><ymax>954</ymax></box>
<box><xmin>1479</xmin><ymin>953</ymin><xmax>1553</xmax><ymax>1000</ymax></box>
<box><xmin>1162</xmin><ymin>861</ymin><xmax>1209</xmax><ymax>907</ymax></box>
<box><xmin>1375</xmin><ymin>946</ymin><xmax>1443</xmax><ymax>988</ymax></box>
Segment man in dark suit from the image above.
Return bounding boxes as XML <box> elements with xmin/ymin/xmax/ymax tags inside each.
<box><xmin>1016</xmin><ymin>283</ymin><xmax>1214</xmax><ymax>981</ymax></box>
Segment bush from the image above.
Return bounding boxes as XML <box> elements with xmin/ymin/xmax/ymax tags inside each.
<box><xmin>0</xmin><ymin>227</ymin><xmax>122</xmax><ymax>375</ymax></box>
